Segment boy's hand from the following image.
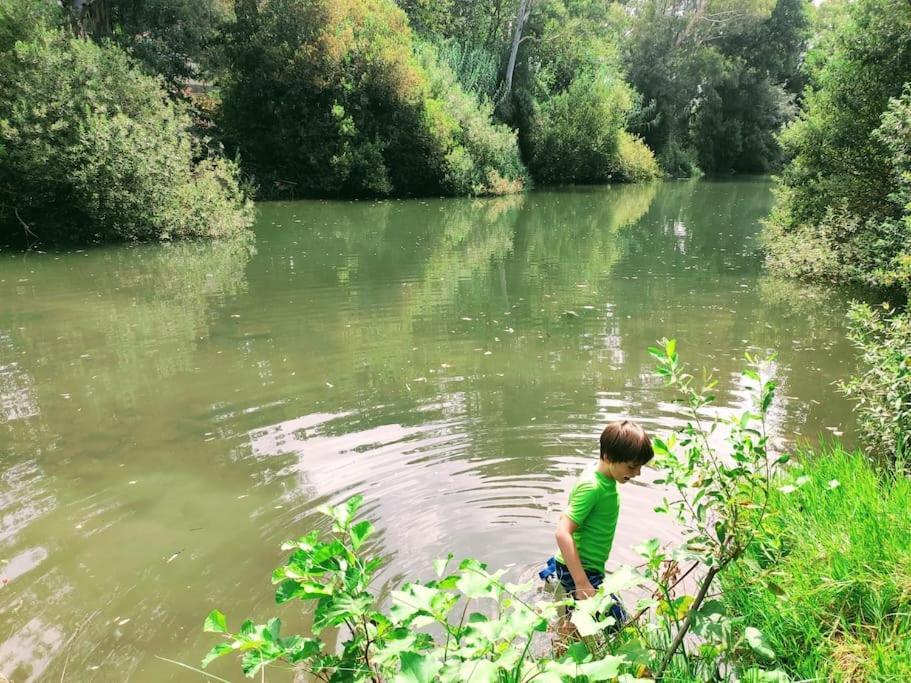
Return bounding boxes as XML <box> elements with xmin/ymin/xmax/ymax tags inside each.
<box><xmin>574</xmin><ymin>582</ymin><xmax>597</xmax><ymax>600</ymax></box>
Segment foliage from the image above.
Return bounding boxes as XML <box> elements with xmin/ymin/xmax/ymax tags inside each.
<box><xmin>763</xmin><ymin>0</ymin><xmax>911</xmax><ymax>289</ymax></box>
<box><xmin>526</xmin><ymin>70</ymin><xmax>634</xmax><ymax>184</ymax></box>
<box><xmin>219</xmin><ymin>0</ymin><xmax>525</xmax><ymax>199</ymax></box>
<box><xmin>202</xmin><ymin>343</ymin><xmax>788</xmax><ymax>681</ymax></box>
<box><xmin>0</xmin><ymin>12</ymin><xmax>252</xmax><ymax>245</ymax></box>
<box><xmin>514</xmin><ymin>0</ymin><xmax>658</xmax><ymax>185</ymax></box>
<box><xmin>723</xmin><ymin>448</ymin><xmax>911</xmax><ymax>680</ymax></box>
<box><xmin>842</xmin><ymin>304</ymin><xmax>911</xmax><ymax>466</ymax></box>
<box><xmin>417</xmin><ymin>44</ymin><xmax>526</xmax><ymax>197</ymax></box>
<box><xmin>623</xmin><ymin>0</ymin><xmax>809</xmax><ymax>175</ymax></box>
<box><xmin>613</xmin><ymin>132</ymin><xmax>662</xmax><ymax>184</ymax></box>
<box><xmin>75</xmin><ymin>0</ymin><xmax>232</xmax><ymax>89</ymax></box>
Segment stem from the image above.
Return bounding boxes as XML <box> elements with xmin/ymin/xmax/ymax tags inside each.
<box><xmin>655</xmin><ymin>565</ymin><xmax>720</xmax><ymax>680</ymax></box>
<box><xmin>360</xmin><ymin>615</ymin><xmax>378</xmax><ymax>683</ymax></box>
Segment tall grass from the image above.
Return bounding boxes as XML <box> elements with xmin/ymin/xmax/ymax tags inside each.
<box><xmin>723</xmin><ymin>448</ymin><xmax>911</xmax><ymax>681</ymax></box>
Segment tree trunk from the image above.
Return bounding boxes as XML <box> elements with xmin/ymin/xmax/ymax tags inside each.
<box><xmin>501</xmin><ymin>0</ymin><xmax>532</xmax><ymax>104</ymax></box>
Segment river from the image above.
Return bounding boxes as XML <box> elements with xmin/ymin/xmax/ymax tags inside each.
<box><xmin>0</xmin><ymin>178</ymin><xmax>858</xmax><ymax>681</ymax></box>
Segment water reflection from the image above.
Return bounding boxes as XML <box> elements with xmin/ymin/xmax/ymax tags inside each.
<box><xmin>0</xmin><ymin>180</ymin><xmax>861</xmax><ymax>681</ymax></box>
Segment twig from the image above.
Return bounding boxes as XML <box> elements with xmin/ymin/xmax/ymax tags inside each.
<box><xmin>14</xmin><ymin>208</ymin><xmax>38</xmax><ymax>248</ymax></box>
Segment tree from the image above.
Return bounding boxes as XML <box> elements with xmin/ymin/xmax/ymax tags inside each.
<box><xmin>0</xmin><ymin>2</ymin><xmax>252</xmax><ymax>244</ymax></box>
<box><xmin>219</xmin><ymin>0</ymin><xmax>525</xmax><ymax>198</ymax></box>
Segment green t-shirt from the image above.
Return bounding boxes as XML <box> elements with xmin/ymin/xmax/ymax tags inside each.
<box><xmin>555</xmin><ymin>468</ymin><xmax>619</xmax><ymax>572</ymax></box>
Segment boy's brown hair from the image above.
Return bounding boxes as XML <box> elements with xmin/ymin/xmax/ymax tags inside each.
<box><xmin>600</xmin><ymin>420</ymin><xmax>654</xmax><ymax>465</ymax></box>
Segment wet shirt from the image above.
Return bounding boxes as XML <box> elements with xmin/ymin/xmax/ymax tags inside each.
<box><xmin>555</xmin><ymin>468</ymin><xmax>619</xmax><ymax>572</ymax></box>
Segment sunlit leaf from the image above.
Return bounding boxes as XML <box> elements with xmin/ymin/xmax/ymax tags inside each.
<box><xmin>349</xmin><ymin>520</ymin><xmax>373</xmax><ymax>550</ymax></box>
<box><xmin>201</xmin><ymin>642</ymin><xmax>233</xmax><ymax>668</ymax></box>
<box><xmin>745</xmin><ymin>626</ymin><xmax>775</xmax><ymax>659</ymax></box>
<box><xmin>204</xmin><ymin>609</ymin><xmax>227</xmax><ymax>634</ymax></box>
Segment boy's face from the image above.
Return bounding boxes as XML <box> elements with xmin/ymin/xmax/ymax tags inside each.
<box><xmin>608</xmin><ymin>460</ymin><xmax>643</xmax><ymax>484</ymax></box>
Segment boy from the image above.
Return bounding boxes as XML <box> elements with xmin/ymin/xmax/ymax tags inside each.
<box><xmin>541</xmin><ymin>420</ymin><xmax>654</xmax><ymax>627</ymax></box>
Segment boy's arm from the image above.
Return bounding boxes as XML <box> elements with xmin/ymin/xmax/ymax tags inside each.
<box><xmin>555</xmin><ymin>514</ymin><xmax>596</xmax><ymax>599</ymax></box>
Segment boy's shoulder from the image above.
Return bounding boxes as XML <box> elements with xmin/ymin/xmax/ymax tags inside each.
<box><xmin>571</xmin><ymin>466</ymin><xmax>616</xmax><ymax>494</ymax></box>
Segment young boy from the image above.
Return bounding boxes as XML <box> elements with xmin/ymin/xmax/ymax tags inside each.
<box><xmin>541</xmin><ymin>420</ymin><xmax>654</xmax><ymax>626</ymax></box>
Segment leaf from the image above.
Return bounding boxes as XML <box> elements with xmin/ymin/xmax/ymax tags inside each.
<box><xmin>600</xmin><ymin>564</ymin><xmax>645</xmax><ymax>594</ymax></box>
<box><xmin>203</xmin><ymin>610</ymin><xmax>227</xmax><ymax>634</ymax></box>
<box><xmin>349</xmin><ymin>520</ymin><xmax>373</xmax><ymax>550</ymax></box>
<box><xmin>395</xmin><ymin>651</ymin><xmax>442</xmax><ymax>683</ymax></box>
<box><xmin>457</xmin><ymin>569</ymin><xmax>498</xmax><ymax>600</ymax></box>
<box><xmin>459</xmin><ymin>659</ymin><xmax>499</xmax><ymax>682</ymax></box>
<box><xmin>578</xmin><ymin>655</ymin><xmax>625</xmax><ymax>679</ymax></box>
<box><xmin>563</xmin><ymin>641</ymin><xmax>591</xmax><ymax>663</ymax></box>
<box><xmin>240</xmin><ymin>649</ymin><xmax>265</xmax><ymax>677</ymax></box>
<box><xmin>346</xmin><ymin>494</ymin><xmax>365</xmax><ymax>517</ymax></box>
<box><xmin>745</xmin><ymin>626</ymin><xmax>775</xmax><ymax>659</ymax></box>
<box><xmin>201</xmin><ymin>642</ymin><xmax>233</xmax><ymax>668</ymax></box>
<box><xmin>433</xmin><ymin>553</ymin><xmax>453</xmax><ymax>578</ymax></box>
<box><xmin>570</xmin><ymin>609</ymin><xmax>601</xmax><ymax>637</ymax></box>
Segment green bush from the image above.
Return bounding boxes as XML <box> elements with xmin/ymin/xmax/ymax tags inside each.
<box><xmin>723</xmin><ymin>448</ymin><xmax>911</xmax><ymax>680</ymax></box>
<box><xmin>842</xmin><ymin>304</ymin><xmax>911</xmax><ymax>465</ymax></box>
<box><xmin>657</xmin><ymin>139</ymin><xmax>702</xmax><ymax>178</ymax></box>
<box><xmin>0</xmin><ymin>16</ymin><xmax>252</xmax><ymax>244</ymax></box>
<box><xmin>526</xmin><ymin>70</ymin><xmax>634</xmax><ymax>184</ymax></box>
<box><xmin>220</xmin><ymin>0</ymin><xmax>524</xmax><ymax>198</ymax></box>
<box><xmin>764</xmin><ymin>0</ymin><xmax>911</xmax><ymax>289</ymax></box>
<box><xmin>418</xmin><ymin>43</ymin><xmax>526</xmax><ymax>197</ymax></box>
<box><xmin>612</xmin><ymin>131</ymin><xmax>662</xmax><ymax>183</ymax></box>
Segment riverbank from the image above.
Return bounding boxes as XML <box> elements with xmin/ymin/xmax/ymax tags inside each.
<box><xmin>724</xmin><ymin>447</ymin><xmax>911</xmax><ymax>681</ymax></box>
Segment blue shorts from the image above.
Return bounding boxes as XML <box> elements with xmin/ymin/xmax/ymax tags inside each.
<box><xmin>539</xmin><ymin>557</ymin><xmax>628</xmax><ymax>626</ymax></box>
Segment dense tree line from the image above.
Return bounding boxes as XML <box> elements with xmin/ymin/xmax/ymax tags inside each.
<box><xmin>762</xmin><ymin>0</ymin><xmax>911</xmax><ymax>462</ymax></box>
<box><xmin>1</xmin><ymin>0</ymin><xmax>812</xmax><ymax>243</ymax></box>
<box><xmin>0</xmin><ymin>0</ymin><xmax>252</xmax><ymax>245</ymax></box>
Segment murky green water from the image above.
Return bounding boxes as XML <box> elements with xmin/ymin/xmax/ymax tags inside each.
<box><xmin>1</xmin><ymin>179</ymin><xmax>858</xmax><ymax>681</ymax></box>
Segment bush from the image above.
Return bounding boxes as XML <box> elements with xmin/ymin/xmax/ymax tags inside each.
<box><xmin>418</xmin><ymin>43</ymin><xmax>526</xmax><ymax>197</ymax></box>
<box><xmin>0</xmin><ymin>17</ymin><xmax>252</xmax><ymax>244</ymax></box>
<box><xmin>220</xmin><ymin>0</ymin><xmax>524</xmax><ymax>198</ymax></box>
<box><xmin>764</xmin><ymin>0</ymin><xmax>911</xmax><ymax>289</ymax></box>
<box><xmin>842</xmin><ymin>304</ymin><xmax>911</xmax><ymax>465</ymax></box>
<box><xmin>657</xmin><ymin>139</ymin><xmax>702</xmax><ymax>178</ymax></box>
<box><xmin>526</xmin><ymin>70</ymin><xmax>634</xmax><ymax>184</ymax></box>
<box><xmin>612</xmin><ymin>132</ymin><xmax>662</xmax><ymax>182</ymax></box>
<box><xmin>723</xmin><ymin>448</ymin><xmax>911</xmax><ymax>680</ymax></box>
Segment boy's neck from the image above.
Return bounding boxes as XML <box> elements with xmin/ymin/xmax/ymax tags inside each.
<box><xmin>596</xmin><ymin>459</ymin><xmax>615</xmax><ymax>481</ymax></box>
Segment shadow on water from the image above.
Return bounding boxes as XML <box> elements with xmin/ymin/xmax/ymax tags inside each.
<box><xmin>0</xmin><ymin>179</ymin><xmax>860</xmax><ymax>681</ymax></box>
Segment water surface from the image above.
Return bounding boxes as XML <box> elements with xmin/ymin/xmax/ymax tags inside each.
<box><xmin>0</xmin><ymin>179</ymin><xmax>858</xmax><ymax>680</ymax></box>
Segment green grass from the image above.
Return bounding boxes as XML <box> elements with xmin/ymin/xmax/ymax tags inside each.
<box><xmin>723</xmin><ymin>447</ymin><xmax>911</xmax><ymax>682</ymax></box>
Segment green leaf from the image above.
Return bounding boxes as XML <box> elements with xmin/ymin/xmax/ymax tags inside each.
<box><xmin>240</xmin><ymin>649</ymin><xmax>265</xmax><ymax>677</ymax></box>
<box><xmin>666</xmin><ymin>338</ymin><xmax>677</xmax><ymax>357</ymax></box>
<box><xmin>201</xmin><ymin>642</ymin><xmax>233</xmax><ymax>668</ymax></box>
<box><xmin>458</xmin><ymin>659</ymin><xmax>499</xmax><ymax>682</ymax></box>
<box><xmin>456</xmin><ymin>569</ymin><xmax>499</xmax><ymax>600</ymax></box>
<box><xmin>563</xmin><ymin>641</ymin><xmax>591</xmax><ymax>663</ymax></box>
<box><xmin>282</xmin><ymin>636</ymin><xmax>322</xmax><ymax>663</ymax></box>
<box><xmin>203</xmin><ymin>610</ymin><xmax>227</xmax><ymax>634</ymax></box>
<box><xmin>600</xmin><ymin>564</ymin><xmax>645</xmax><ymax>594</ymax></box>
<box><xmin>433</xmin><ymin>553</ymin><xmax>453</xmax><ymax>577</ymax></box>
<box><xmin>578</xmin><ymin>655</ymin><xmax>625</xmax><ymax>679</ymax></box>
<box><xmin>346</xmin><ymin>494</ymin><xmax>365</xmax><ymax>517</ymax></box>
<box><xmin>349</xmin><ymin>519</ymin><xmax>373</xmax><ymax>550</ymax></box>
<box><xmin>570</xmin><ymin>610</ymin><xmax>601</xmax><ymax>637</ymax></box>
<box><xmin>745</xmin><ymin>626</ymin><xmax>775</xmax><ymax>659</ymax></box>
<box><xmin>395</xmin><ymin>651</ymin><xmax>442</xmax><ymax>683</ymax></box>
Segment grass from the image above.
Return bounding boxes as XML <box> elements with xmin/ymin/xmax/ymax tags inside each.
<box><xmin>722</xmin><ymin>447</ymin><xmax>911</xmax><ymax>682</ymax></box>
